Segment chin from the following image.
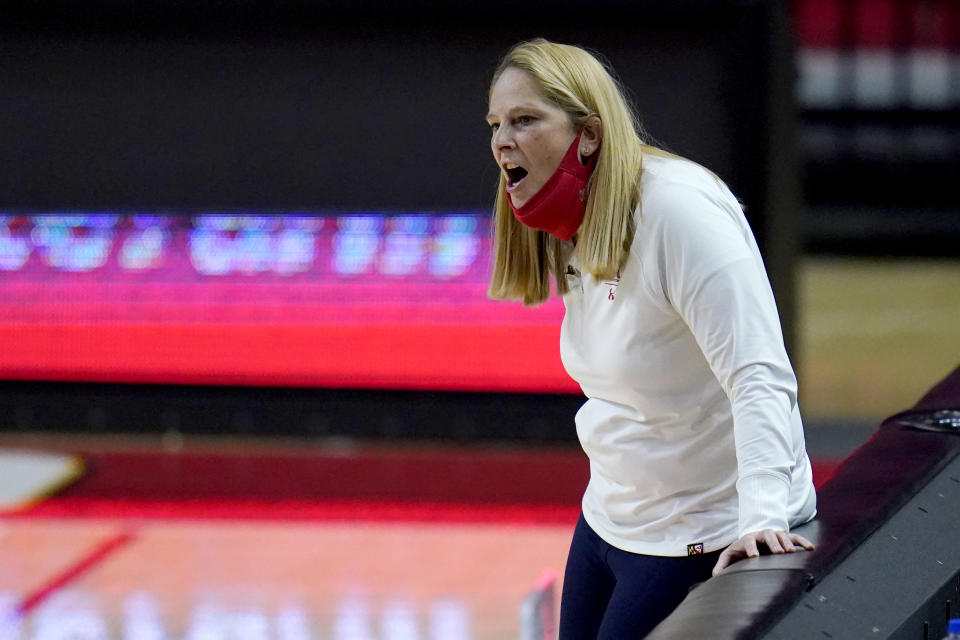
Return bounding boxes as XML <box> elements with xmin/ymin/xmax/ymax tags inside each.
<box><xmin>509</xmin><ymin>185</ymin><xmax>536</xmax><ymax>209</ymax></box>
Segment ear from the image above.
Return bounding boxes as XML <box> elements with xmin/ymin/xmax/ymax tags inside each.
<box><xmin>579</xmin><ymin>115</ymin><xmax>603</xmax><ymax>160</ymax></box>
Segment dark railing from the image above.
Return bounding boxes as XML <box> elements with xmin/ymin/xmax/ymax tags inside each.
<box><xmin>648</xmin><ymin>363</ymin><xmax>960</xmax><ymax>640</ymax></box>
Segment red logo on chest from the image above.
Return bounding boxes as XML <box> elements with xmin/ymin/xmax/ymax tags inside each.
<box><xmin>603</xmin><ymin>271</ymin><xmax>621</xmax><ymax>301</ymax></box>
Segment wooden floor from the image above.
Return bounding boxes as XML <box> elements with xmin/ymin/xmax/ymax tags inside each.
<box><xmin>0</xmin><ymin>432</ymin><xmax>590</xmax><ymax>640</ymax></box>
<box><xmin>0</xmin><ymin>416</ymin><xmax>851</xmax><ymax>640</ymax></box>
<box><xmin>798</xmin><ymin>257</ymin><xmax>960</xmax><ymax>420</ymax></box>
<box><xmin>0</xmin><ymin>516</ymin><xmax>570</xmax><ymax>639</ymax></box>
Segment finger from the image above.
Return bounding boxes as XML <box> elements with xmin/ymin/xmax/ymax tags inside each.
<box><xmin>791</xmin><ymin>534</ymin><xmax>815</xmax><ymax>550</ymax></box>
<box><xmin>712</xmin><ymin>550</ymin><xmax>731</xmax><ymax>576</ymax></box>
<box><xmin>744</xmin><ymin>535</ymin><xmax>761</xmax><ymax>558</ymax></box>
<box><xmin>776</xmin><ymin>530</ymin><xmax>796</xmax><ymax>552</ymax></box>
<box><xmin>763</xmin><ymin>530</ymin><xmax>784</xmax><ymax>555</ymax></box>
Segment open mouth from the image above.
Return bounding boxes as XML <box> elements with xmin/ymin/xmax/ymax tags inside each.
<box><xmin>505</xmin><ymin>165</ymin><xmax>528</xmax><ymax>187</ymax></box>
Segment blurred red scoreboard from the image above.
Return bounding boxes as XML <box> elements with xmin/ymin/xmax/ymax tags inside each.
<box><xmin>0</xmin><ymin>214</ymin><xmax>576</xmax><ymax>393</ymax></box>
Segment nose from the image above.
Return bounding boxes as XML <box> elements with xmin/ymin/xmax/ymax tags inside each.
<box><xmin>492</xmin><ymin>124</ymin><xmax>514</xmax><ymax>152</ymax></box>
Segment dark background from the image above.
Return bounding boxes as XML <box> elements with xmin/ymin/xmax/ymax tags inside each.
<box><xmin>0</xmin><ymin>1</ymin><xmax>789</xmax><ymax>227</ymax></box>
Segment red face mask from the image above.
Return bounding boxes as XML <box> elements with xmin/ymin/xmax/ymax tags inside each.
<box><xmin>507</xmin><ymin>130</ymin><xmax>597</xmax><ymax>242</ymax></box>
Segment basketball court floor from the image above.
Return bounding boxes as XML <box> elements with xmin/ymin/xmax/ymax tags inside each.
<box><xmin>0</xmin><ymin>436</ymin><xmax>586</xmax><ymax>640</ymax></box>
<box><xmin>1</xmin><ymin>517</ymin><xmax>571</xmax><ymax>640</ymax></box>
<box><xmin>0</xmin><ymin>432</ymin><xmax>846</xmax><ymax>640</ymax></box>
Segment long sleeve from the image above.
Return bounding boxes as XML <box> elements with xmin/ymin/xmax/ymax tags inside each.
<box><xmin>649</xmin><ymin>177</ymin><xmax>798</xmax><ymax>534</ymax></box>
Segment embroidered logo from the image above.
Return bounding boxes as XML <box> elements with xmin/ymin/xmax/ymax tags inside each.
<box><xmin>687</xmin><ymin>543</ymin><xmax>704</xmax><ymax>556</ymax></box>
<box><xmin>602</xmin><ymin>270</ymin><xmax>621</xmax><ymax>301</ymax></box>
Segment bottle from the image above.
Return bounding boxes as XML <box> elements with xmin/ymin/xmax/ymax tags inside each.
<box><xmin>943</xmin><ymin>618</ymin><xmax>960</xmax><ymax>640</ymax></box>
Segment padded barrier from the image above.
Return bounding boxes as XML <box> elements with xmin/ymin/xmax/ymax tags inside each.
<box><xmin>646</xmin><ymin>364</ymin><xmax>960</xmax><ymax>639</ymax></box>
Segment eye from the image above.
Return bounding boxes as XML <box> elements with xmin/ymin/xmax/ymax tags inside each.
<box><xmin>489</xmin><ymin>122</ymin><xmax>499</xmax><ymax>133</ymax></box>
<box><xmin>514</xmin><ymin>115</ymin><xmax>534</xmax><ymax>127</ymax></box>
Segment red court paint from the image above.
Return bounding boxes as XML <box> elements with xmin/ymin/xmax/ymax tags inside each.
<box><xmin>14</xmin><ymin>498</ymin><xmax>581</xmax><ymax>526</ymax></box>
<box><xmin>14</xmin><ymin>530</ymin><xmax>137</xmax><ymax>618</ymax></box>
<box><xmin>811</xmin><ymin>459</ymin><xmax>839</xmax><ymax>487</ymax></box>
<box><xmin>4</xmin><ymin>446</ymin><xmax>840</xmax><ymax>525</ymax></box>
<box><xmin>12</xmin><ymin>446</ymin><xmax>592</xmax><ymax>505</ymax></box>
<box><xmin>4</xmin><ymin>445</ymin><xmax>589</xmax><ymax>524</ymax></box>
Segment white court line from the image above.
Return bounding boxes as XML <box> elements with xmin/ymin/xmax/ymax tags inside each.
<box><xmin>0</xmin><ymin>451</ymin><xmax>84</xmax><ymax>511</ymax></box>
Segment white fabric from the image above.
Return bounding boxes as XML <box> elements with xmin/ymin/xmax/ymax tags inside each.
<box><xmin>559</xmin><ymin>153</ymin><xmax>817</xmax><ymax>557</ymax></box>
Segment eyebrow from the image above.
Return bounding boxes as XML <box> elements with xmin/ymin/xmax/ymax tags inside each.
<box><xmin>485</xmin><ymin>104</ymin><xmax>547</xmax><ymax>123</ymax></box>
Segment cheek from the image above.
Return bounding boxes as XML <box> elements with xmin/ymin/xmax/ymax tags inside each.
<box><xmin>523</xmin><ymin>135</ymin><xmax>549</xmax><ymax>168</ymax></box>
<box><xmin>533</xmin><ymin>140</ymin><xmax>568</xmax><ymax>175</ymax></box>
<box><xmin>530</xmin><ymin>130</ymin><xmax>570</xmax><ymax>166</ymax></box>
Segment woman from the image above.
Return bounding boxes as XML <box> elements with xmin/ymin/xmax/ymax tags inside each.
<box><xmin>485</xmin><ymin>39</ymin><xmax>817</xmax><ymax>638</ymax></box>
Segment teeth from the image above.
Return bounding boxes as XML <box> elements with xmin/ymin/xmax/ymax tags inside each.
<box><xmin>505</xmin><ymin>163</ymin><xmax>519</xmax><ymax>169</ymax></box>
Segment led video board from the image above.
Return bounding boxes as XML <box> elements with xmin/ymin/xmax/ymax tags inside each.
<box><xmin>0</xmin><ymin>214</ymin><xmax>574</xmax><ymax>393</ymax></box>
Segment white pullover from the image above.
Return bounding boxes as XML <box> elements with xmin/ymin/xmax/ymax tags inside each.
<box><xmin>560</xmin><ymin>153</ymin><xmax>817</xmax><ymax>556</ymax></box>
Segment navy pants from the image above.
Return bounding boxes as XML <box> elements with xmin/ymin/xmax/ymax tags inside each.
<box><xmin>559</xmin><ymin>513</ymin><xmax>722</xmax><ymax>639</ymax></box>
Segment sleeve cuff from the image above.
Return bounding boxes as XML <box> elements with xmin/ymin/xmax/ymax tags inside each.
<box><xmin>737</xmin><ymin>473</ymin><xmax>791</xmax><ymax>535</ymax></box>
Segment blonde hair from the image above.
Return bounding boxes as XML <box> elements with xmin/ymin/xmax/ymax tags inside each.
<box><xmin>487</xmin><ymin>39</ymin><xmax>646</xmax><ymax>305</ymax></box>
